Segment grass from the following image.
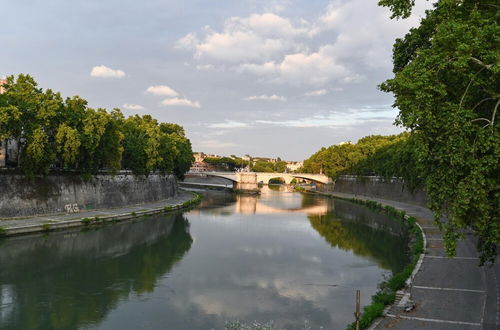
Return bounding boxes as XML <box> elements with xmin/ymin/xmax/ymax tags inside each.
<box><xmin>41</xmin><ymin>223</ymin><xmax>50</xmax><ymax>232</ymax></box>
<box><xmin>81</xmin><ymin>217</ymin><xmax>92</xmax><ymax>225</ymax></box>
<box><xmin>0</xmin><ymin>226</ymin><xmax>5</xmax><ymax>236</ymax></box>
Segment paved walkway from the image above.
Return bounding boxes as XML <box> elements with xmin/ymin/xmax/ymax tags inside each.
<box><xmin>0</xmin><ymin>190</ymin><xmax>195</xmax><ymax>235</ymax></box>
<box><xmin>321</xmin><ymin>192</ymin><xmax>499</xmax><ymax>330</ymax></box>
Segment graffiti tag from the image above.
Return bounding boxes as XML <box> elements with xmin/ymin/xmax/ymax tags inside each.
<box><xmin>65</xmin><ymin>203</ymin><xmax>80</xmax><ymax>213</ymax></box>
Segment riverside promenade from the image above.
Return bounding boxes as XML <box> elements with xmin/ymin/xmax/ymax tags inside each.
<box><xmin>323</xmin><ymin>191</ymin><xmax>499</xmax><ymax>330</ymax></box>
<box><xmin>0</xmin><ymin>189</ymin><xmax>196</xmax><ymax>236</ymax></box>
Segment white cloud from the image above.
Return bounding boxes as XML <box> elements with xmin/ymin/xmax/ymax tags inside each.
<box><xmin>196</xmin><ymin>64</ymin><xmax>215</xmax><ymax>71</ymax></box>
<box><xmin>146</xmin><ymin>85</ymin><xmax>179</xmax><ymax>97</ymax></box>
<box><xmin>175</xmin><ymin>0</ymin><xmax>434</xmax><ymax>86</ymax></box>
<box><xmin>314</xmin><ymin>0</ymin><xmax>434</xmax><ymax>70</ymax></box>
<box><xmin>195</xmin><ymin>30</ymin><xmax>290</xmax><ymax>62</ymax></box>
<box><xmin>175</xmin><ymin>32</ymin><xmax>199</xmax><ymax>50</ymax></box>
<box><xmin>233</xmin><ymin>13</ymin><xmax>312</xmax><ymax>38</ymax></box>
<box><xmin>304</xmin><ymin>89</ymin><xmax>327</xmax><ymax>97</ymax></box>
<box><xmin>90</xmin><ymin>65</ymin><xmax>125</xmax><ymax>78</ymax></box>
<box><xmin>176</xmin><ymin>13</ymin><xmax>314</xmax><ymax>63</ymax></box>
<box><xmin>161</xmin><ymin>97</ymin><xmax>201</xmax><ymax>108</ymax></box>
<box><xmin>122</xmin><ymin>103</ymin><xmax>144</xmax><ymax>110</ymax></box>
<box><xmin>239</xmin><ymin>61</ymin><xmax>278</xmax><ymax>75</ymax></box>
<box><xmin>264</xmin><ymin>0</ymin><xmax>291</xmax><ymax>13</ymax></box>
<box><xmin>240</xmin><ymin>45</ymin><xmax>350</xmax><ymax>85</ymax></box>
<box><xmin>244</xmin><ymin>94</ymin><xmax>286</xmax><ymax>102</ymax></box>
<box><xmin>208</xmin><ymin>121</ymin><xmax>249</xmax><ymax>128</ymax></box>
<box><xmin>256</xmin><ymin>107</ymin><xmax>398</xmax><ymax>128</ymax></box>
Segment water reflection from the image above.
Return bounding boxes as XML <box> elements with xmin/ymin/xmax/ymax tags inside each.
<box><xmin>0</xmin><ymin>190</ymin><xmax>410</xmax><ymax>330</ymax></box>
<box><xmin>0</xmin><ymin>214</ymin><xmax>192</xmax><ymax>330</ymax></box>
<box><xmin>309</xmin><ymin>199</ymin><xmax>410</xmax><ymax>273</ymax></box>
<box><xmin>192</xmin><ymin>186</ymin><xmax>329</xmax><ymax>216</ymax></box>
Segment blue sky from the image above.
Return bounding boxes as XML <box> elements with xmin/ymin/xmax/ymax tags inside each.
<box><xmin>0</xmin><ymin>0</ymin><xmax>433</xmax><ymax>160</ymax></box>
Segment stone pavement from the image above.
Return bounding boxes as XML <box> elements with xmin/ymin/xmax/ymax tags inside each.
<box><xmin>321</xmin><ymin>191</ymin><xmax>499</xmax><ymax>330</ymax></box>
<box><xmin>0</xmin><ymin>190</ymin><xmax>195</xmax><ymax>235</ymax></box>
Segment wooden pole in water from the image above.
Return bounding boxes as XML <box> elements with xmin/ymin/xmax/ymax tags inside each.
<box><xmin>355</xmin><ymin>289</ymin><xmax>361</xmax><ymax>330</ymax></box>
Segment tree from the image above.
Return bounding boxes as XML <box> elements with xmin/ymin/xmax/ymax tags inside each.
<box><xmin>379</xmin><ymin>0</ymin><xmax>500</xmax><ymax>263</ymax></box>
<box><xmin>0</xmin><ymin>74</ymin><xmax>194</xmax><ymax>180</ymax></box>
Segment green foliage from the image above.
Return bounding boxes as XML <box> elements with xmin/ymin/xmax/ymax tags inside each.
<box><xmin>378</xmin><ymin>0</ymin><xmax>414</xmax><ymax>19</ymax></box>
<box><xmin>181</xmin><ymin>193</ymin><xmax>203</xmax><ymax>208</ymax></box>
<box><xmin>0</xmin><ymin>74</ymin><xmax>193</xmax><ymax>179</ymax></box>
<box><xmin>41</xmin><ymin>223</ymin><xmax>50</xmax><ymax>232</ymax></box>
<box><xmin>0</xmin><ymin>226</ymin><xmax>6</xmax><ymax>236</ymax></box>
<box><xmin>380</xmin><ymin>0</ymin><xmax>500</xmax><ymax>262</ymax></box>
<box><xmin>302</xmin><ymin>134</ymin><xmax>420</xmax><ymax>184</ymax></box>
<box><xmin>251</xmin><ymin>160</ymin><xmax>287</xmax><ymax>173</ymax></box>
<box><xmin>81</xmin><ymin>218</ymin><xmax>92</xmax><ymax>225</ymax></box>
<box><xmin>204</xmin><ymin>156</ymin><xmax>246</xmax><ymax>171</ymax></box>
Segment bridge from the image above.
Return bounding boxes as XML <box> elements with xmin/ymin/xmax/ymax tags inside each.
<box><xmin>185</xmin><ymin>171</ymin><xmax>332</xmax><ymax>191</ymax></box>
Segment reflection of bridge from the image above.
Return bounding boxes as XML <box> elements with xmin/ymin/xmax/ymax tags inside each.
<box><xmin>186</xmin><ymin>171</ymin><xmax>332</xmax><ymax>191</ymax></box>
<box><xmin>196</xmin><ymin>190</ymin><xmax>329</xmax><ymax>215</ymax></box>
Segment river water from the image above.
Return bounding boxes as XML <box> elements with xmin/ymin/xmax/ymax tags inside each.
<box><xmin>0</xmin><ymin>187</ymin><xmax>410</xmax><ymax>330</ymax></box>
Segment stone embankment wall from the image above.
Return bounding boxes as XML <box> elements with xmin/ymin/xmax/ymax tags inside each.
<box><xmin>0</xmin><ymin>171</ymin><xmax>177</xmax><ymax>217</ymax></box>
<box><xmin>332</xmin><ymin>175</ymin><xmax>427</xmax><ymax>207</ymax></box>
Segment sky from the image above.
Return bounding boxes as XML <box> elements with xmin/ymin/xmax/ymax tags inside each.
<box><xmin>0</xmin><ymin>0</ymin><xmax>434</xmax><ymax>160</ymax></box>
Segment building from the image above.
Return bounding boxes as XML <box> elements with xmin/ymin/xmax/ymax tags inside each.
<box><xmin>193</xmin><ymin>152</ymin><xmax>205</xmax><ymax>163</ymax></box>
<box><xmin>286</xmin><ymin>161</ymin><xmax>303</xmax><ymax>172</ymax></box>
<box><xmin>0</xmin><ymin>79</ymin><xmax>6</xmax><ymax>94</ymax></box>
<box><xmin>189</xmin><ymin>161</ymin><xmax>216</xmax><ymax>172</ymax></box>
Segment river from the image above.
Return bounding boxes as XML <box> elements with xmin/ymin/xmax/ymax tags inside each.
<box><xmin>0</xmin><ymin>186</ymin><xmax>410</xmax><ymax>330</ymax></box>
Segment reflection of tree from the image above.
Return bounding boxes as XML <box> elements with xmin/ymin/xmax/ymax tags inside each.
<box><xmin>197</xmin><ymin>191</ymin><xmax>237</xmax><ymax>210</ymax></box>
<box><xmin>301</xmin><ymin>193</ymin><xmax>321</xmax><ymax>208</ymax></box>
<box><xmin>0</xmin><ymin>214</ymin><xmax>192</xmax><ymax>330</ymax></box>
<box><xmin>309</xmin><ymin>200</ymin><xmax>409</xmax><ymax>273</ymax></box>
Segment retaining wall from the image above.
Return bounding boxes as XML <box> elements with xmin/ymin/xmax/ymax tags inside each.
<box><xmin>0</xmin><ymin>171</ymin><xmax>177</xmax><ymax>217</ymax></box>
<box><xmin>332</xmin><ymin>175</ymin><xmax>427</xmax><ymax>207</ymax></box>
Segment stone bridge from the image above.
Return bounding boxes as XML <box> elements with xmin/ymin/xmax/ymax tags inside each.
<box><xmin>186</xmin><ymin>171</ymin><xmax>332</xmax><ymax>191</ymax></box>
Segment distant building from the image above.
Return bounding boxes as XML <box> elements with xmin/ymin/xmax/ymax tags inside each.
<box><xmin>286</xmin><ymin>161</ymin><xmax>303</xmax><ymax>172</ymax></box>
<box><xmin>0</xmin><ymin>79</ymin><xmax>6</xmax><ymax>94</ymax></box>
<box><xmin>193</xmin><ymin>152</ymin><xmax>221</xmax><ymax>163</ymax></box>
<box><xmin>189</xmin><ymin>161</ymin><xmax>216</xmax><ymax>172</ymax></box>
<box><xmin>193</xmin><ymin>152</ymin><xmax>205</xmax><ymax>163</ymax></box>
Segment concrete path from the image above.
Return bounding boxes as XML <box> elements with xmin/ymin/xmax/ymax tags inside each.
<box><xmin>0</xmin><ymin>190</ymin><xmax>195</xmax><ymax>235</ymax></box>
<box><xmin>321</xmin><ymin>192</ymin><xmax>499</xmax><ymax>330</ymax></box>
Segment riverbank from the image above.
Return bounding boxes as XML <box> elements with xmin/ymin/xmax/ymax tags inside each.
<box><xmin>305</xmin><ymin>189</ymin><xmax>497</xmax><ymax>330</ymax></box>
<box><xmin>0</xmin><ymin>189</ymin><xmax>201</xmax><ymax>237</ymax></box>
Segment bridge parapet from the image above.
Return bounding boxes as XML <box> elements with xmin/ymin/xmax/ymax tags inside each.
<box><xmin>187</xmin><ymin>171</ymin><xmax>331</xmax><ymax>185</ymax></box>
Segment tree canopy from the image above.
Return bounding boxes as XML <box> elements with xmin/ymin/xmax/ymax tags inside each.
<box><xmin>0</xmin><ymin>74</ymin><xmax>194</xmax><ymax>179</ymax></box>
<box><xmin>303</xmin><ymin>0</ymin><xmax>499</xmax><ymax>262</ymax></box>
<box><xmin>379</xmin><ymin>0</ymin><xmax>499</xmax><ymax>263</ymax></box>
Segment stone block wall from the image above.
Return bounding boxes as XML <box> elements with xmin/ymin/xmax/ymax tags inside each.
<box><xmin>0</xmin><ymin>171</ymin><xmax>177</xmax><ymax>217</ymax></box>
<box><xmin>333</xmin><ymin>175</ymin><xmax>427</xmax><ymax>207</ymax></box>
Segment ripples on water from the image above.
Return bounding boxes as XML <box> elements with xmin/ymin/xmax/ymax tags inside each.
<box><xmin>0</xmin><ymin>186</ymin><xmax>409</xmax><ymax>330</ymax></box>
